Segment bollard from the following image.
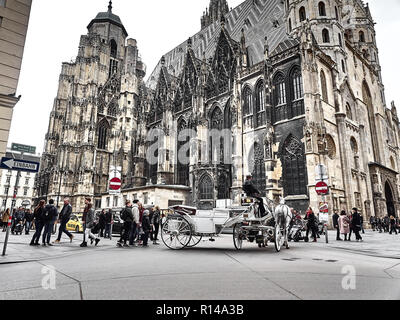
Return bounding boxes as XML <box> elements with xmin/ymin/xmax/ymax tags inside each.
<box><xmin>2</xmin><ymin>216</ymin><xmax>13</xmax><ymax>256</ymax></box>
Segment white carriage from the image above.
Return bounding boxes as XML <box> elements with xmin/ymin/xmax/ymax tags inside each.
<box><xmin>161</xmin><ymin>195</ymin><xmax>288</xmax><ymax>252</ymax></box>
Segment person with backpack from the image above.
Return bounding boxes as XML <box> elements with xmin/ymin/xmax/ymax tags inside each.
<box><xmin>338</xmin><ymin>210</ymin><xmax>351</xmax><ymax>241</ymax></box>
<box><xmin>117</xmin><ymin>200</ymin><xmax>134</xmax><ymax>247</ymax></box>
<box><xmin>30</xmin><ymin>200</ymin><xmax>46</xmax><ymax>246</ymax></box>
<box><xmin>129</xmin><ymin>200</ymin><xmax>140</xmax><ymax>246</ymax></box>
<box><xmin>42</xmin><ymin>199</ymin><xmax>58</xmax><ymax>246</ymax></box>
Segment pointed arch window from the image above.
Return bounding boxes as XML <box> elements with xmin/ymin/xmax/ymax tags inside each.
<box><xmin>290</xmin><ymin>68</ymin><xmax>304</xmax><ymax>118</ymax></box>
<box><xmin>363</xmin><ymin>81</ymin><xmax>379</xmax><ymax>162</ymax></box>
<box><xmin>210</xmin><ymin>107</ymin><xmax>225</xmax><ymax>164</ymax></box>
<box><xmin>199</xmin><ymin>174</ymin><xmax>214</xmax><ymax>200</ymax></box>
<box><xmin>148</xmin><ymin>134</ymin><xmax>159</xmax><ymax>185</ymax></box>
<box><xmin>217</xmin><ymin>174</ymin><xmax>229</xmax><ymax>199</ymax></box>
<box><xmin>107</xmin><ymin>101</ymin><xmax>118</xmax><ymax>117</ymax></box>
<box><xmin>338</xmin><ymin>33</ymin><xmax>343</xmax><ymax>47</ymax></box>
<box><xmin>318</xmin><ymin>2</ymin><xmax>326</xmax><ymax>16</ymax></box>
<box><xmin>346</xmin><ymin>103</ymin><xmax>353</xmax><ymax>120</ymax></box>
<box><xmin>110</xmin><ymin>39</ymin><xmax>118</xmax><ymax>58</ymax></box>
<box><xmin>335</xmin><ymin>6</ymin><xmax>339</xmax><ymax>20</ymax></box>
<box><xmin>273</xmin><ymin>73</ymin><xmax>287</xmax><ymax>123</ymax></box>
<box><xmin>97</xmin><ymin>120</ymin><xmax>110</xmax><ymax>150</ymax></box>
<box><xmin>252</xmin><ymin>143</ymin><xmax>266</xmax><ymax>194</ymax></box>
<box><xmin>359</xmin><ymin>31</ymin><xmax>365</xmax><ymax>43</ymax></box>
<box><xmin>177</xmin><ymin>120</ymin><xmax>190</xmax><ymax>186</ymax></box>
<box><xmin>299</xmin><ymin>7</ymin><xmax>306</xmax><ymax>22</ymax></box>
<box><xmin>243</xmin><ymin>87</ymin><xmax>254</xmax><ymax>128</ymax></box>
<box><xmin>322</xmin><ymin>29</ymin><xmax>330</xmax><ymax>43</ymax></box>
<box><xmin>281</xmin><ymin>135</ymin><xmax>307</xmax><ymax>196</ymax></box>
<box><xmin>255</xmin><ymin>81</ymin><xmax>266</xmax><ymax>127</ymax></box>
<box><xmin>320</xmin><ymin>70</ymin><xmax>328</xmax><ymax>103</ymax></box>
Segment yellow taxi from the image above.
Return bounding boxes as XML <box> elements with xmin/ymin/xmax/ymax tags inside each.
<box><xmin>66</xmin><ymin>214</ymin><xmax>84</xmax><ymax>233</ymax></box>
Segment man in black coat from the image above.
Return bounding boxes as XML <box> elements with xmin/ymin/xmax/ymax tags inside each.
<box><xmin>55</xmin><ymin>198</ymin><xmax>73</xmax><ymax>243</ymax></box>
<box><xmin>104</xmin><ymin>209</ymin><xmax>112</xmax><ymax>239</ymax></box>
<box><xmin>42</xmin><ymin>200</ymin><xmax>59</xmax><ymax>246</ymax></box>
<box><xmin>117</xmin><ymin>200</ymin><xmax>134</xmax><ymax>247</ymax></box>
<box><xmin>332</xmin><ymin>211</ymin><xmax>342</xmax><ymax>241</ymax></box>
<box><xmin>242</xmin><ymin>175</ymin><xmax>266</xmax><ymax>217</ymax></box>
<box><xmin>351</xmin><ymin>208</ymin><xmax>363</xmax><ymax>242</ymax></box>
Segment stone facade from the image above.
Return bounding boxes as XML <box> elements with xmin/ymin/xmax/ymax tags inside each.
<box><xmin>36</xmin><ymin>0</ymin><xmax>400</xmax><ymax>222</ymax></box>
<box><xmin>0</xmin><ymin>0</ymin><xmax>32</xmax><ymax>158</ymax></box>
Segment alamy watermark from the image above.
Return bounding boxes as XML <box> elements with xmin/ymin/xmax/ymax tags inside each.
<box><xmin>341</xmin><ymin>265</ymin><xmax>356</xmax><ymax>291</ymax></box>
<box><xmin>41</xmin><ymin>265</ymin><xmax>56</xmax><ymax>290</ymax></box>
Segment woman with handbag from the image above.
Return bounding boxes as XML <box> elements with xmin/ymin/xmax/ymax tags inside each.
<box><xmin>338</xmin><ymin>211</ymin><xmax>350</xmax><ymax>241</ymax></box>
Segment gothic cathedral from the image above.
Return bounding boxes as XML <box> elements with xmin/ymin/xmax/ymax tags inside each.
<box><xmin>35</xmin><ymin>0</ymin><xmax>400</xmax><ymax>222</ymax></box>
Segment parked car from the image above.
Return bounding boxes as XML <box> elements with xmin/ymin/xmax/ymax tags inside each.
<box><xmin>66</xmin><ymin>214</ymin><xmax>84</xmax><ymax>233</ymax></box>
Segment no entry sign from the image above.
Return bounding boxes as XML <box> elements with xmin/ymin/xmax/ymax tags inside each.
<box><xmin>109</xmin><ymin>177</ymin><xmax>122</xmax><ymax>191</ymax></box>
<box><xmin>316</xmin><ymin>181</ymin><xmax>329</xmax><ymax>195</ymax></box>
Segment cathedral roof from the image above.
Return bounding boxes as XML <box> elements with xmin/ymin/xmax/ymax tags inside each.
<box><xmin>87</xmin><ymin>1</ymin><xmax>128</xmax><ymax>37</ymax></box>
<box><xmin>147</xmin><ymin>0</ymin><xmax>291</xmax><ymax>90</ymax></box>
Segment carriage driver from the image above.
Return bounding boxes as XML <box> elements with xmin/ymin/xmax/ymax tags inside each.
<box><xmin>243</xmin><ymin>174</ymin><xmax>266</xmax><ymax>217</ymax></box>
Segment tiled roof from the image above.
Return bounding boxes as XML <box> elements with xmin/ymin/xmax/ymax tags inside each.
<box><xmin>147</xmin><ymin>0</ymin><xmax>290</xmax><ymax>90</ymax></box>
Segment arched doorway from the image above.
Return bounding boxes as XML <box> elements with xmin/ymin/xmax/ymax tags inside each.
<box><xmin>385</xmin><ymin>182</ymin><xmax>395</xmax><ymax>217</ymax></box>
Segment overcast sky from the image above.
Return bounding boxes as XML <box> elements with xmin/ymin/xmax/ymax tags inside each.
<box><xmin>7</xmin><ymin>0</ymin><xmax>400</xmax><ymax>154</ymax></box>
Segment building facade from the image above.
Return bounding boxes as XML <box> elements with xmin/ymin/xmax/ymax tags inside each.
<box><xmin>0</xmin><ymin>0</ymin><xmax>32</xmax><ymax>158</ymax></box>
<box><xmin>37</xmin><ymin>0</ymin><xmax>400</xmax><ymax>223</ymax></box>
<box><xmin>0</xmin><ymin>149</ymin><xmax>39</xmax><ymax>210</ymax></box>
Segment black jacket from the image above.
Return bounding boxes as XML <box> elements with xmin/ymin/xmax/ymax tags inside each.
<box><xmin>99</xmin><ymin>212</ymin><xmax>106</xmax><ymax>228</ymax></box>
<box><xmin>142</xmin><ymin>215</ymin><xmax>151</xmax><ymax>232</ymax></box>
<box><xmin>24</xmin><ymin>212</ymin><xmax>33</xmax><ymax>222</ymax></box>
<box><xmin>121</xmin><ymin>207</ymin><xmax>134</xmax><ymax>222</ymax></box>
<box><xmin>34</xmin><ymin>207</ymin><xmax>45</xmax><ymax>224</ymax></box>
<box><xmin>59</xmin><ymin>204</ymin><xmax>72</xmax><ymax>223</ymax></box>
<box><xmin>151</xmin><ymin>210</ymin><xmax>161</xmax><ymax>225</ymax></box>
<box><xmin>43</xmin><ymin>204</ymin><xmax>58</xmax><ymax>222</ymax></box>
<box><xmin>105</xmin><ymin>211</ymin><xmax>112</xmax><ymax>224</ymax></box>
<box><xmin>351</xmin><ymin>212</ymin><xmax>362</xmax><ymax>230</ymax></box>
<box><xmin>332</xmin><ymin>213</ymin><xmax>339</xmax><ymax>228</ymax></box>
<box><xmin>243</xmin><ymin>180</ymin><xmax>260</xmax><ymax>197</ymax></box>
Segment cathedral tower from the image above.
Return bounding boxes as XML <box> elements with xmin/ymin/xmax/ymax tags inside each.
<box><xmin>201</xmin><ymin>0</ymin><xmax>230</xmax><ymax>29</ymax></box>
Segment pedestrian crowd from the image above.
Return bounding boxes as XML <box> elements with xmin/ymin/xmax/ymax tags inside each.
<box><xmin>369</xmin><ymin>215</ymin><xmax>399</xmax><ymax>234</ymax></box>
<box><xmin>332</xmin><ymin>208</ymin><xmax>365</xmax><ymax>242</ymax></box>
<box><xmin>0</xmin><ymin>197</ymin><xmax>163</xmax><ymax>249</ymax></box>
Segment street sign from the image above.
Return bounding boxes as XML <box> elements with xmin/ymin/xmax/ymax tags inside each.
<box><xmin>11</xmin><ymin>143</ymin><xmax>36</xmax><ymax>155</ymax></box>
<box><xmin>109</xmin><ymin>177</ymin><xmax>122</xmax><ymax>191</ymax></box>
<box><xmin>315</xmin><ymin>164</ymin><xmax>328</xmax><ymax>182</ymax></box>
<box><xmin>316</xmin><ymin>181</ymin><xmax>329</xmax><ymax>195</ymax></box>
<box><xmin>319</xmin><ymin>202</ymin><xmax>329</xmax><ymax>213</ymax></box>
<box><xmin>21</xmin><ymin>200</ymin><xmax>31</xmax><ymax>207</ymax></box>
<box><xmin>0</xmin><ymin>157</ymin><xmax>40</xmax><ymax>173</ymax></box>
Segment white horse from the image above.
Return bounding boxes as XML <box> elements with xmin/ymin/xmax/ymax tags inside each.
<box><xmin>273</xmin><ymin>198</ymin><xmax>293</xmax><ymax>249</ymax></box>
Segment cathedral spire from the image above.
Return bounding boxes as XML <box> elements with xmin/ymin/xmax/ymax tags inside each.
<box><xmin>201</xmin><ymin>0</ymin><xmax>230</xmax><ymax>30</ymax></box>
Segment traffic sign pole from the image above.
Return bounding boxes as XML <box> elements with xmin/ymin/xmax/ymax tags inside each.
<box><xmin>2</xmin><ymin>153</ymin><xmax>23</xmax><ymax>256</ymax></box>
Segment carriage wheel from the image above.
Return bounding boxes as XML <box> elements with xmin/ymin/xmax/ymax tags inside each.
<box><xmin>274</xmin><ymin>224</ymin><xmax>285</xmax><ymax>252</ymax></box>
<box><xmin>186</xmin><ymin>235</ymin><xmax>203</xmax><ymax>248</ymax></box>
<box><xmin>233</xmin><ymin>224</ymin><xmax>243</xmax><ymax>250</ymax></box>
<box><xmin>161</xmin><ymin>216</ymin><xmax>192</xmax><ymax>250</ymax></box>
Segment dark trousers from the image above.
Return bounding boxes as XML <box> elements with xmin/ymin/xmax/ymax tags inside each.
<box><xmin>25</xmin><ymin>221</ymin><xmax>32</xmax><ymax>234</ymax></box>
<box><xmin>119</xmin><ymin>221</ymin><xmax>132</xmax><ymax>244</ymax></box>
<box><xmin>306</xmin><ymin>224</ymin><xmax>317</xmax><ymax>240</ymax></box>
<box><xmin>335</xmin><ymin>226</ymin><xmax>341</xmax><ymax>240</ymax></box>
<box><xmin>142</xmin><ymin>231</ymin><xmax>150</xmax><ymax>246</ymax></box>
<box><xmin>57</xmin><ymin>220</ymin><xmax>73</xmax><ymax>241</ymax></box>
<box><xmin>390</xmin><ymin>224</ymin><xmax>398</xmax><ymax>234</ymax></box>
<box><xmin>31</xmin><ymin>222</ymin><xmax>43</xmax><ymax>244</ymax></box>
<box><xmin>129</xmin><ymin>222</ymin><xmax>137</xmax><ymax>245</ymax></box>
<box><xmin>42</xmin><ymin>220</ymin><xmax>56</xmax><ymax>244</ymax></box>
<box><xmin>354</xmin><ymin>229</ymin><xmax>362</xmax><ymax>240</ymax></box>
<box><xmin>104</xmin><ymin>223</ymin><xmax>111</xmax><ymax>238</ymax></box>
<box><xmin>153</xmin><ymin>223</ymin><xmax>160</xmax><ymax>241</ymax></box>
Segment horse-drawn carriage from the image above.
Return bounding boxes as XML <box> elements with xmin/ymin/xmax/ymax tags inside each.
<box><xmin>161</xmin><ymin>195</ymin><xmax>293</xmax><ymax>252</ymax></box>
